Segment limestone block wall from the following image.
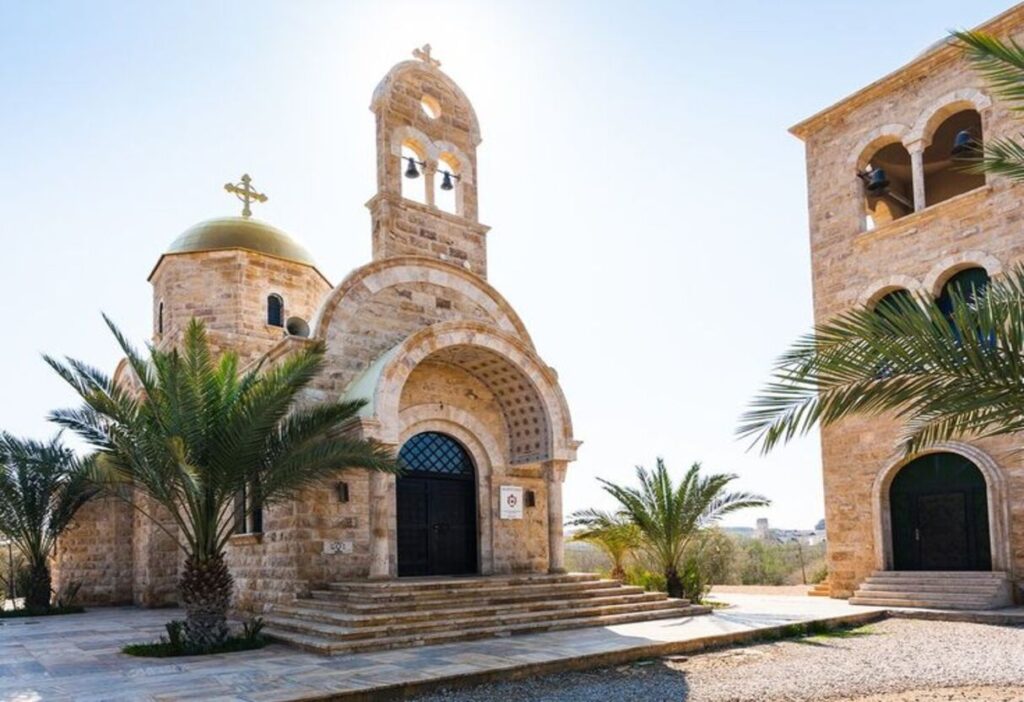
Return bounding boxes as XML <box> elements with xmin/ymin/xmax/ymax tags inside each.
<box><xmin>796</xmin><ymin>14</ymin><xmax>1024</xmax><ymax>597</ymax></box>
<box><xmin>53</xmin><ymin>496</ymin><xmax>133</xmax><ymax>605</ymax></box>
<box><xmin>150</xmin><ymin>250</ymin><xmax>330</xmax><ymax>364</ymax></box>
<box><xmin>369</xmin><ymin>194</ymin><xmax>489</xmax><ymax>277</ymax></box>
<box><xmin>131</xmin><ymin>495</ymin><xmax>182</xmax><ymax>606</ymax></box>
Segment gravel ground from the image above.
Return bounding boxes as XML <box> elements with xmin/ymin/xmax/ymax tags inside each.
<box><xmin>410</xmin><ymin>619</ymin><xmax>1024</xmax><ymax>702</ymax></box>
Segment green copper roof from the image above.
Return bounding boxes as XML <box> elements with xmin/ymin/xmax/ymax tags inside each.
<box><xmin>166</xmin><ymin>217</ymin><xmax>316</xmax><ymax>267</ymax></box>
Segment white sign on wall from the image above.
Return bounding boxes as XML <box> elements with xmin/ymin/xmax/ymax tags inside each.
<box><xmin>323</xmin><ymin>540</ymin><xmax>354</xmax><ymax>555</ymax></box>
<box><xmin>499</xmin><ymin>485</ymin><xmax>524</xmax><ymax>520</ymax></box>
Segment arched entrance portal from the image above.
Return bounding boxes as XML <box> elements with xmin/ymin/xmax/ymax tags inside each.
<box><xmin>396</xmin><ymin>432</ymin><xmax>478</xmax><ymax>577</ymax></box>
<box><xmin>890</xmin><ymin>452</ymin><xmax>991</xmax><ymax>571</ymax></box>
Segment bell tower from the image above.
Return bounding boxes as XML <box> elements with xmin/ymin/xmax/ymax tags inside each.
<box><xmin>368</xmin><ymin>45</ymin><xmax>491</xmax><ymax>277</ymax></box>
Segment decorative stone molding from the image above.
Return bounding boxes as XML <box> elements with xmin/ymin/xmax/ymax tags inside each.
<box><xmin>311</xmin><ymin>257</ymin><xmax>533</xmax><ymax>347</ymax></box>
<box><xmin>352</xmin><ymin>320</ymin><xmax>576</xmax><ymax>463</ymax></box>
<box><xmin>906</xmin><ymin>88</ymin><xmax>993</xmax><ymax>147</ymax></box>
<box><xmin>856</xmin><ymin>274</ymin><xmax>924</xmax><ymax>308</ymax></box>
<box><xmin>849</xmin><ymin>124</ymin><xmax>911</xmax><ymax>170</ymax></box>
<box><xmin>870</xmin><ymin>442</ymin><xmax>1012</xmax><ymax>573</ymax></box>
<box><xmin>922</xmin><ymin>250</ymin><xmax>1004</xmax><ymax>297</ymax></box>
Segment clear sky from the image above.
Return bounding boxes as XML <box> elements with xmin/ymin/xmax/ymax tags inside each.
<box><xmin>0</xmin><ymin>1</ymin><xmax>1013</xmax><ymax>530</ymax></box>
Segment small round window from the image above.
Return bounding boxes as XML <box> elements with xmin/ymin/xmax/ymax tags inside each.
<box><xmin>420</xmin><ymin>95</ymin><xmax>441</xmax><ymax>120</ymax></box>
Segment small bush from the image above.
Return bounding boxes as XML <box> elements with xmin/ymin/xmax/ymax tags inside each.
<box><xmin>624</xmin><ymin>566</ymin><xmax>666</xmax><ymax>593</ymax></box>
<box><xmin>55</xmin><ymin>581</ymin><xmax>82</xmax><ymax>609</ymax></box>
<box><xmin>122</xmin><ymin>618</ymin><xmax>268</xmax><ymax>658</ymax></box>
<box><xmin>0</xmin><ymin>605</ymin><xmax>84</xmax><ymax>619</ymax></box>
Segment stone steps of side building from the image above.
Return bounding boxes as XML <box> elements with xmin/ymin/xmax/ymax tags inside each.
<box><xmin>849</xmin><ymin>595</ymin><xmax>1001</xmax><ymax>610</ymax></box>
<box><xmin>850</xmin><ymin>589</ymin><xmax>999</xmax><ymax>604</ymax></box>
<box><xmin>325</xmin><ymin>572</ymin><xmax>600</xmax><ymax>593</ymax></box>
<box><xmin>264</xmin><ymin>602</ymin><xmax>711</xmax><ymax>655</ymax></box>
<box><xmin>263</xmin><ymin>597</ymin><xmax>692</xmax><ymax>642</ymax></box>
<box><xmin>857</xmin><ymin>581</ymin><xmax>1004</xmax><ymax>594</ymax></box>
<box><xmin>313</xmin><ymin>579</ymin><xmax>625</xmax><ymax>606</ymax></box>
<box><xmin>273</xmin><ymin>591</ymin><xmax>671</xmax><ymax>628</ymax></box>
<box><xmin>869</xmin><ymin>571</ymin><xmax>1010</xmax><ymax>581</ymax></box>
<box><xmin>308</xmin><ymin>582</ymin><xmax>638</xmax><ymax>610</ymax></box>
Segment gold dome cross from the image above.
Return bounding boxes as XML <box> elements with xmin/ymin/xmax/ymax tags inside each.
<box><xmin>224</xmin><ymin>173</ymin><xmax>268</xmax><ymax>218</ymax></box>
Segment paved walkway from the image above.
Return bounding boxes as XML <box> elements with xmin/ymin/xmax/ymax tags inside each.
<box><xmin>0</xmin><ymin>594</ymin><xmax>889</xmax><ymax>702</ymax></box>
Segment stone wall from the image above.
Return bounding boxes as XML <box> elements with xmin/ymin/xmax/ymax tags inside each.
<box><xmin>796</xmin><ymin>11</ymin><xmax>1024</xmax><ymax>597</ymax></box>
<box><xmin>53</xmin><ymin>496</ymin><xmax>133</xmax><ymax>605</ymax></box>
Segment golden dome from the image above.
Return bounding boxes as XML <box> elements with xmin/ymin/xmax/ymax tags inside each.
<box><xmin>166</xmin><ymin>217</ymin><xmax>316</xmax><ymax>267</ymax></box>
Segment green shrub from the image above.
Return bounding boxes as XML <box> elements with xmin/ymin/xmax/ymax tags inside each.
<box><xmin>624</xmin><ymin>566</ymin><xmax>666</xmax><ymax>593</ymax></box>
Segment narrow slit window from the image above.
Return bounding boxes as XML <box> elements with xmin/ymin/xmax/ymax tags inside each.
<box><xmin>267</xmin><ymin>294</ymin><xmax>284</xmax><ymax>327</ymax></box>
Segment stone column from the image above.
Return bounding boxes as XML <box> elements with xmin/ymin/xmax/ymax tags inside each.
<box><xmin>907</xmin><ymin>140</ymin><xmax>927</xmax><ymax>212</ymax></box>
<box><xmin>544</xmin><ymin>461</ymin><xmax>568</xmax><ymax>574</ymax></box>
<box><xmin>368</xmin><ymin>471</ymin><xmax>392</xmax><ymax>579</ymax></box>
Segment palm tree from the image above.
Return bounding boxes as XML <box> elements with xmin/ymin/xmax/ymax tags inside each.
<box><xmin>46</xmin><ymin>317</ymin><xmax>399</xmax><ymax>648</ymax></box>
<box><xmin>739</xmin><ymin>267</ymin><xmax>1024</xmax><ymax>455</ymax></box>
<box><xmin>596</xmin><ymin>459</ymin><xmax>768</xmax><ymax>598</ymax></box>
<box><xmin>737</xmin><ymin>33</ymin><xmax>1024</xmax><ymax>455</ymax></box>
<box><xmin>568</xmin><ymin>509</ymin><xmax>640</xmax><ymax>580</ymax></box>
<box><xmin>0</xmin><ymin>434</ymin><xmax>98</xmax><ymax>611</ymax></box>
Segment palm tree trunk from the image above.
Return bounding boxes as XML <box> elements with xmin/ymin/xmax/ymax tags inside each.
<box><xmin>25</xmin><ymin>558</ymin><xmax>51</xmax><ymax>610</ymax></box>
<box><xmin>665</xmin><ymin>566</ymin><xmax>684</xmax><ymax>599</ymax></box>
<box><xmin>180</xmin><ymin>552</ymin><xmax>233</xmax><ymax>649</ymax></box>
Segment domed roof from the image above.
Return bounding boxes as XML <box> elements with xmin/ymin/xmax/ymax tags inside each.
<box><xmin>166</xmin><ymin>217</ymin><xmax>316</xmax><ymax>267</ymax></box>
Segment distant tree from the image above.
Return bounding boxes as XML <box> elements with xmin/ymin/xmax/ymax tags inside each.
<box><xmin>568</xmin><ymin>509</ymin><xmax>641</xmax><ymax>579</ymax></box>
<box><xmin>596</xmin><ymin>459</ymin><xmax>768</xmax><ymax>598</ymax></box>
<box><xmin>0</xmin><ymin>434</ymin><xmax>97</xmax><ymax>610</ymax></box>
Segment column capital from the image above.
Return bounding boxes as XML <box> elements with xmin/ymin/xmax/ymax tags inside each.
<box><xmin>543</xmin><ymin>460</ymin><xmax>568</xmax><ymax>483</ymax></box>
<box><xmin>903</xmin><ymin>138</ymin><xmax>928</xmax><ymax>155</ymax></box>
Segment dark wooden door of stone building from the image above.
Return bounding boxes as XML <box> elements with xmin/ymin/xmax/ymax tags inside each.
<box><xmin>396</xmin><ymin>432</ymin><xmax>478</xmax><ymax>577</ymax></box>
<box><xmin>890</xmin><ymin>452</ymin><xmax>991</xmax><ymax>571</ymax></box>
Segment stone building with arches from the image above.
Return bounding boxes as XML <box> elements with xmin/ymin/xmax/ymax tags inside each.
<box><xmin>50</xmin><ymin>49</ymin><xmax>702</xmax><ymax>646</ymax></box>
<box><xmin>791</xmin><ymin>6</ymin><xmax>1024</xmax><ymax>607</ymax></box>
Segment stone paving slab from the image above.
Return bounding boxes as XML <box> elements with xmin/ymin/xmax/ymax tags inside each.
<box><xmin>0</xmin><ymin>595</ymin><xmax>894</xmax><ymax>702</ymax></box>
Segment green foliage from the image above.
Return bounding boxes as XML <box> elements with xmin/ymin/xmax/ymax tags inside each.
<box><xmin>739</xmin><ymin>267</ymin><xmax>1024</xmax><ymax>455</ymax></box>
<box><xmin>0</xmin><ymin>434</ymin><xmax>98</xmax><ymax>609</ymax></box>
<box><xmin>122</xmin><ymin>630</ymin><xmax>266</xmax><ymax>658</ymax></box>
<box><xmin>738</xmin><ymin>540</ymin><xmax>790</xmax><ymax>585</ymax></box>
<box><xmin>242</xmin><ymin>616</ymin><xmax>265</xmax><ymax>642</ymax></box>
<box><xmin>595</xmin><ymin>460</ymin><xmax>768</xmax><ymax>598</ymax></box>
<box><xmin>55</xmin><ymin>580</ymin><xmax>82</xmax><ymax>609</ymax></box>
<box><xmin>568</xmin><ymin>509</ymin><xmax>641</xmax><ymax>578</ymax></box>
<box><xmin>0</xmin><ymin>604</ymin><xmax>84</xmax><ymax>619</ymax></box>
<box><xmin>165</xmin><ymin>620</ymin><xmax>185</xmax><ymax>649</ymax></box>
<box><xmin>810</xmin><ymin>562</ymin><xmax>829</xmax><ymax>585</ymax></box>
<box><xmin>47</xmin><ymin>317</ymin><xmax>400</xmax><ymax>646</ymax></box>
<box><xmin>623</xmin><ymin>565</ymin><xmax>666</xmax><ymax>593</ymax></box>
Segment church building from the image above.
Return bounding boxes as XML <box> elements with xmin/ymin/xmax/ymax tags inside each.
<box><xmin>792</xmin><ymin>6</ymin><xmax>1024</xmax><ymax>608</ymax></box>
<box><xmin>54</xmin><ymin>47</ymin><xmax>582</xmax><ymax>607</ymax></box>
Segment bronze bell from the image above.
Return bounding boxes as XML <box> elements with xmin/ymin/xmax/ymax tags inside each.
<box><xmin>440</xmin><ymin>171</ymin><xmax>455</xmax><ymax>191</ymax></box>
<box><xmin>951</xmin><ymin>130</ymin><xmax>976</xmax><ymax>157</ymax></box>
<box><xmin>866</xmin><ymin>168</ymin><xmax>890</xmax><ymax>193</ymax></box>
<box><xmin>404</xmin><ymin>157</ymin><xmax>421</xmax><ymax>179</ymax></box>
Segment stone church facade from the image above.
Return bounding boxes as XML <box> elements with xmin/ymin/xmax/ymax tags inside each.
<box><xmin>52</xmin><ymin>49</ymin><xmax>579</xmax><ymax>611</ymax></box>
<box><xmin>793</xmin><ymin>7</ymin><xmax>1024</xmax><ymax>604</ymax></box>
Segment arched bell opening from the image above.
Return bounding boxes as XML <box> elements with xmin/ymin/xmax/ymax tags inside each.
<box><xmin>924</xmin><ymin>109</ymin><xmax>985</xmax><ymax>206</ymax></box>
<box><xmin>396</xmin><ymin>431</ymin><xmax>479</xmax><ymax>577</ymax></box>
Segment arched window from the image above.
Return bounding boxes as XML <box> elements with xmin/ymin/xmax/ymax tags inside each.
<box><xmin>398</xmin><ymin>432</ymin><xmax>474</xmax><ymax>477</ymax></box>
<box><xmin>937</xmin><ymin>267</ymin><xmax>989</xmax><ymax>317</ymax></box>
<box><xmin>435</xmin><ymin>153</ymin><xmax>460</xmax><ymax>214</ymax></box>
<box><xmin>267</xmin><ymin>294</ymin><xmax>284</xmax><ymax>327</ymax></box>
<box><xmin>401</xmin><ymin>142</ymin><xmax>428</xmax><ymax>205</ymax></box>
<box><xmin>924</xmin><ymin>109</ymin><xmax>984</xmax><ymax>206</ymax></box>
<box><xmin>862</xmin><ymin>143</ymin><xmax>913</xmax><ymax>230</ymax></box>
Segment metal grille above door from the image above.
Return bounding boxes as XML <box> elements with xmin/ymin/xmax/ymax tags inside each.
<box><xmin>399</xmin><ymin>432</ymin><xmax>474</xmax><ymax>478</ymax></box>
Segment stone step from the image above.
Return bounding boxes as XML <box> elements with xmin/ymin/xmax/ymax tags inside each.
<box><xmin>849</xmin><ymin>596</ymin><xmax>999</xmax><ymax>610</ymax></box>
<box><xmin>281</xmin><ymin>590</ymin><xmax>668</xmax><ymax>626</ymax></box>
<box><xmin>264</xmin><ymin>598</ymin><xmax>691</xmax><ymax>642</ymax></box>
<box><xmin>305</xmin><ymin>585</ymin><xmax>638</xmax><ymax>613</ymax></box>
<box><xmin>858</xmin><ymin>581</ymin><xmax>1001</xmax><ymax>594</ymax></box>
<box><xmin>264</xmin><ymin>603</ymin><xmax>711</xmax><ymax>655</ymax></box>
<box><xmin>326</xmin><ymin>572</ymin><xmax>600</xmax><ymax>593</ymax></box>
<box><xmin>311</xmin><ymin>579</ymin><xmax>626</xmax><ymax>607</ymax></box>
<box><xmin>851</xmin><ymin>589</ymin><xmax>997</xmax><ymax>604</ymax></box>
<box><xmin>807</xmin><ymin>582</ymin><xmax>830</xmax><ymax>597</ymax></box>
<box><xmin>869</xmin><ymin>571</ymin><xmax>1009</xmax><ymax>580</ymax></box>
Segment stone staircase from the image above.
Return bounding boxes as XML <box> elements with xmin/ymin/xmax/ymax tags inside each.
<box><xmin>263</xmin><ymin>572</ymin><xmax>710</xmax><ymax>654</ymax></box>
<box><xmin>849</xmin><ymin>571</ymin><xmax>1013</xmax><ymax>610</ymax></box>
<box><xmin>807</xmin><ymin>581</ymin><xmax>830</xmax><ymax>597</ymax></box>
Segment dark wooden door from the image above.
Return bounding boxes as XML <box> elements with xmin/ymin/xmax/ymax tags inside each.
<box><xmin>917</xmin><ymin>492</ymin><xmax>969</xmax><ymax>570</ymax></box>
<box><xmin>396</xmin><ymin>476</ymin><xmax>477</xmax><ymax>577</ymax></box>
<box><xmin>890</xmin><ymin>452</ymin><xmax>991</xmax><ymax>571</ymax></box>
